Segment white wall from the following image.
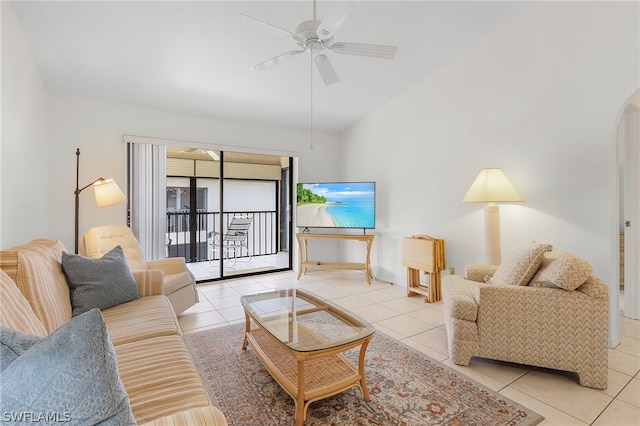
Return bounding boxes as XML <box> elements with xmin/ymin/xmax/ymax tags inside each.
<box><xmin>1</xmin><ymin>2</ymin><xmax>50</xmax><ymax>246</ymax></box>
<box><xmin>339</xmin><ymin>1</ymin><xmax>639</xmax><ymax>346</ymax></box>
<box><xmin>43</xmin><ymin>94</ymin><xmax>341</xmax><ymax>252</ymax></box>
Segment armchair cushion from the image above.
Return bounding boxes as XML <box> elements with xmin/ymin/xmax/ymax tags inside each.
<box><xmin>529</xmin><ymin>250</ymin><xmax>592</xmax><ymax>291</ymax></box>
<box><xmin>465</xmin><ymin>264</ymin><xmax>498</xmax><ymax>282</ymax></box>
<box><xmin>83</xmin><ymin>225</ymin><xmax>149</xmax><ymax>271</ymax></box>
<box><xmin>62</xmin><ymin>246</ymin><xmax>140</xmax><ymax>316</ymax></box>
<box><xmin>162</xmin><ymin>271</ymin><xmax>196</xmax><ymax>295</ymax></box>
<box><xmin>147</xmin><ymin>257</ymin><xmax>189</xmax><ymax>275</ymax></box>
<box><xmin>488</xmin><ymin>242</ymin><xmax>552</xmax><ymax>286</ymax></box>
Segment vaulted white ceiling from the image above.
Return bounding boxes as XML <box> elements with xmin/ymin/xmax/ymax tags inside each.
<box><xmin>11</xmin><ymin>1</ymin><xmax>530</xmax><ymax>133</ymax></box>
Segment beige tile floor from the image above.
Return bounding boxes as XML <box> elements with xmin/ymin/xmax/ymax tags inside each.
<box><xmin>179</xmin><ymin>269</ymin><xmax>640</xmax><ymax>426</ymax></box>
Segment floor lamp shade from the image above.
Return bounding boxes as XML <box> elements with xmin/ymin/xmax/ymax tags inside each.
<box><xmin>463</xmin><ymin>168</ymin><xmax>524</xmax><ymax>204</ymax></box>
<box><xmin>463</xmin><ymin>168</ymin><xmax>523</xmax><ymax>265</ymax></box>
<box><xmin>93</xmin><ymin>179</ymin><xmax>125</xmax><ymax>207</ymax></box>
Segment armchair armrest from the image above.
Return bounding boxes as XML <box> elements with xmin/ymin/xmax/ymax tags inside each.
<box><xmin>131</xmin><ymin>269</ymin><xmax>165</xmax><ymax>297</ymax></box>
<box><xmin>465</xmin><ymin>264</ymin><xmax>498</xmax><ymax>282</ymax></box>
<box><xmin>147</xmin><ymin>257</ymin><xmax>191</xmax><ymax>276</ymax></box>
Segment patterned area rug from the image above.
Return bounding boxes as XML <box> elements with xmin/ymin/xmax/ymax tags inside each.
<box><xmin>186</xmin><ymin>323</ymin><xmax>544</xmax><ymax>426</ymax></box>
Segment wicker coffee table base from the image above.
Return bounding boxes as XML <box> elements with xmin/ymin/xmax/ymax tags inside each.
<box><xmin>242</xmin><ymin>315</ymin><xmax>372</xmax><ymax>425</ymax></box>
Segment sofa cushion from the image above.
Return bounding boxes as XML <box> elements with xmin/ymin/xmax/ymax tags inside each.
<box><xmin>62</xmin><ymin>246</ymin><xmax>140</xmax><ymax>316</ymax></box>
<box><xmin>102</xmin><ymin>295</ymin><xmax>181</xmax><ymax>346</ymax></box>
<box><xmin>0</xmin><ymin>309</ymin><xmax>136</xmax><ymax>425</ymax></box>
<box><xmin>488</xmin><ymin>242</ymin><xmax>552</xmax><ymax>286</ymax></box>
<box><xmin>140</xmin><ymin>407</ymin><xmax>229</xmax><ymax>426</ymax></box>
<box><xmin>115</xmin><ymin>335</ymin><xmax>212</xmax><ymax>424</ymax></box>
<box><xmin>0</xmin><ymin>239</ymin><xmax>72</xmax><ymax>333</ymax></box>
<box><xmin>529</xmin><ymin>250</ymin><xmax>592</xmax><ymax>291</ymax></box>
<box><xmin>0</xmin><ymin>270</ymin><xmax>47</xmax><ymax>337</ymax></box>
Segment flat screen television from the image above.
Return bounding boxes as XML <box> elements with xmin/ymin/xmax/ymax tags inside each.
<box><xmin>296</xmin><ymin>182</ymin><xmax>376</xmax><ymax>229</ymax></box>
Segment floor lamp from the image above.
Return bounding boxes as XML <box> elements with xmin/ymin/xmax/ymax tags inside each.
<box><xmin>463</xmin><ymin>168</ymin><xmax>523</xmax><ymax>265</ymax></box>
<box><xmin>74</xmin><ymin>148</ymin><xmax>125</xmax><ymax>254</ymax></box>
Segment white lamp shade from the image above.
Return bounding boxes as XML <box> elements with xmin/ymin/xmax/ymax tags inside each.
<box><xmin>463</xmin><ymin>168</ymin><xmax>524</xmax><ymax>203</ymax></box>
<box><xmin>93</xmin><ymin>179</ymin><xmax>125</xmax><ymax>207</ymax></box>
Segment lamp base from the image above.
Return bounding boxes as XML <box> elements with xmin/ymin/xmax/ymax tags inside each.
<box><xmin>484</xmin><ymin>204</ymin><xmax>501</xmax><ymax>265</ymax></box>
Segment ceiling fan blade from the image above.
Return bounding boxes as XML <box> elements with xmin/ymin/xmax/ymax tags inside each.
<box><xmin>250</xmin><ymin>49</ymin><xmax>306</xmax><ymax>71</ymax></box>
<box><xmin>235</xmin><ymin>14</ymin><xmax>301</xmax><ymax>43</ymax></box>
<box><xmin>330</xmin><ymin>42</ymin><xmax>398</xmax><ymax>59</ymax></box>
<box><xmin>314</xmin><ymin>54</ymin><xmax>340</xmax><ymax>86</ymax></box>
<box><xmin>316</xmin><ymin>0</ymin><xmax>361</xmax><ymax>40</ymax></box>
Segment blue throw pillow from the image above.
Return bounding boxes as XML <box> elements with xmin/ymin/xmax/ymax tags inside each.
<box><xmin>0</xmin><ymin>309</ymin><xmax>136</xmax><ymax>425</ymax></box>
<box><xmin>0</xmin><ymin>328</ymin><xmax>40</xmax><ymax>373</ymax></box>
<box><xmin>62</xmin><ymin>245</ymin><xmax>140</xmax><ymax>316</ymax></box>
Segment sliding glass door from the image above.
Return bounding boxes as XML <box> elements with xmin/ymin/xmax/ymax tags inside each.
<box><xmin>165</xmin><ymin>148</ymin><xmax>292</xmax><ymax>281</ymax></box>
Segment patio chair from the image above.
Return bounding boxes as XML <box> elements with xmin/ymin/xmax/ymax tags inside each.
<box><xmin>209</xmin><ymin>216</ymin><xmax>252</xmax><ymax>266</ymax></box>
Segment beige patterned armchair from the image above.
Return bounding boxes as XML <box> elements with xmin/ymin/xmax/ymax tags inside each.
<box><xmin>441</xmin><ymin>243</ymin><xmax>609</xmax><ymax>389</ymax></box>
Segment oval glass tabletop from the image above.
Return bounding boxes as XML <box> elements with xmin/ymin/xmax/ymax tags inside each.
<box><xmin>241</xmin><ymin>288</ymin><xmax>375</xmax><ymax>352</ymax></box>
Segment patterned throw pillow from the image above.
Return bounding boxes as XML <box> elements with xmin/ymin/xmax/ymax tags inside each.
<box><xmin>0</xmin><ymin>309</ymin><xmax>136</xmax><ymax>425</ymax></box>
<box><xmin>62</xmin><ymin>246</ymin><xmax>140</xmax><ymax>316</ymax></box>
<box><xmin>488</xmin><ymin>242</ymin><xmax>553</xmax><ymax>286</ymax></box>
<box><xmin>529</xmin><ymin>250</ymin><xmax>592</xmax><ymax>291</ymax></box>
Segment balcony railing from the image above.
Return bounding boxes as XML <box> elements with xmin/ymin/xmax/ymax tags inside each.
<box><xmin>166</xmin><ymin>210</ymin><xmax>278</xmax><ymax>263</ymax></box>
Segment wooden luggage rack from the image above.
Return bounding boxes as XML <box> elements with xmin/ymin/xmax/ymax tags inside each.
<box><xmin>402</xmin><ymin>235</ymin><xmax>446</xmax><ymax>303</ymax></box>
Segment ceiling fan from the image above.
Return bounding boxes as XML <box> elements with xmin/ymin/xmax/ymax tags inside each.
<box><xmin>237</xmin><ymin>0</ymin><xmax>398</xmax><ymax>86</ymax></box>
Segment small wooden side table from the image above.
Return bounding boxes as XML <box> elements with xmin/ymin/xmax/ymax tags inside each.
<box><xmin>296</xmin><ymin>233</ymin><xmax>375</xmax><ymax>283</ymax></box>
<box><xmin>402</xmin><ymin>235</ymin><xmax>445</xmax><ymax>302</ymax></box>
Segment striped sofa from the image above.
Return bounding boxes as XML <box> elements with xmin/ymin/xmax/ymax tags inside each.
<box><xmin>442</xmin><ymin>245</ymin><xmax>609</xmax><ymax>389</ymax></box>
<box><xmin>0</xmin><ymin>238</ymin><xmax>227</xmax><ymax>425</ymax></box>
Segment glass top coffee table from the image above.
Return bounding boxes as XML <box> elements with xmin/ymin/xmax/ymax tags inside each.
<box><xmin>241</xmin><ymin>288</ymin><xmax>375</xmax><ymax>425</ymax></box>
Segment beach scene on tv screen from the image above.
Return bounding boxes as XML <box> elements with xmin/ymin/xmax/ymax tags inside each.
<box><xmin>296</xmin><ymin>182</ymin><xmax>375</xmax><ymax>228</ymax></box>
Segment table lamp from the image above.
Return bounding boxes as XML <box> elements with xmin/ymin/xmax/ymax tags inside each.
<box><xmin>463</xmin><ymin>167</ymin><xmax>523</xmax><ymax>265</ymax></box>
<box><xmin>74</xmin><ymin>148</ymin><xmax>125</xmax><ymax>253</ymax></box>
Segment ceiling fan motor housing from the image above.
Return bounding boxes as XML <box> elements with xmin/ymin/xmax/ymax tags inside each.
<box><xmin>296</xmin><ymin>20</ymin><xmax>333</xmax><ymax>49</ymax></box>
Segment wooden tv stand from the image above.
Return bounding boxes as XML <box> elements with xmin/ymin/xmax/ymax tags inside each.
<box><xmin>296</xmin><ymin>233</ymin><xmax>375</xmax><ymax>283</ymax></box>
